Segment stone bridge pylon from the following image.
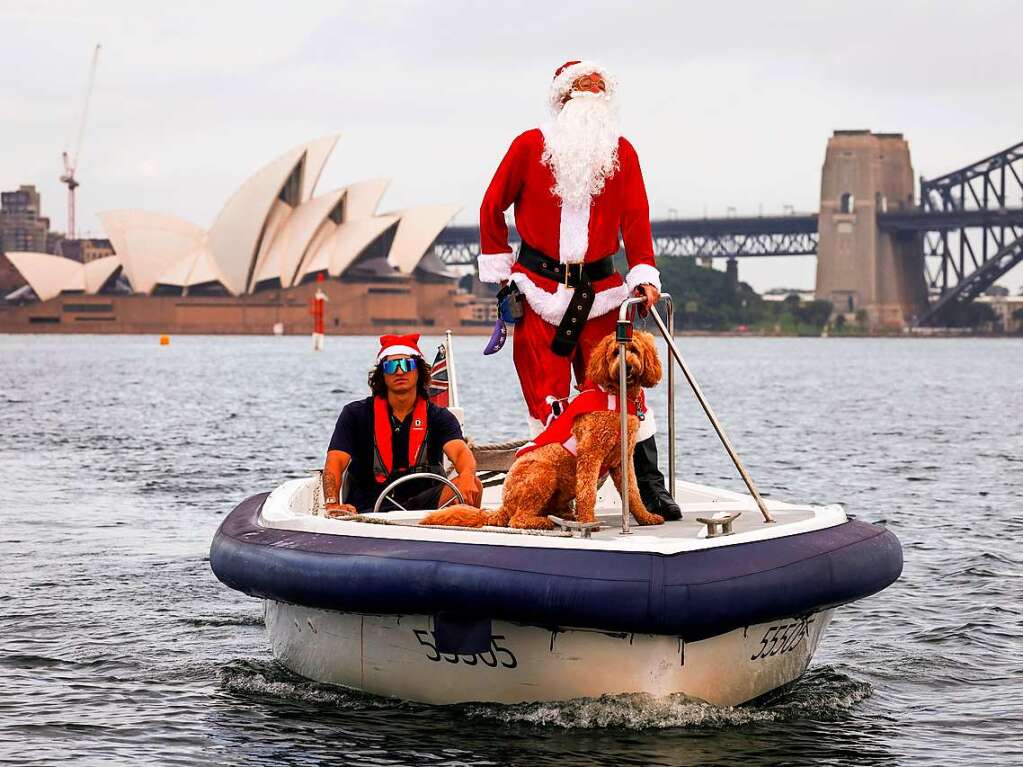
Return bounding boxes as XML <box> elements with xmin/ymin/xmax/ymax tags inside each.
<box><xmin>815</xmin><ymin>130</ymin><xmax>929</xmax><ymax>328</ymax></box>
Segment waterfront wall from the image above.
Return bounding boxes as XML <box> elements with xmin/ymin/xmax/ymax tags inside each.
<box><xmin>0</xmin><ymin>277</ymin><xmax>494</xmax><ymax>335</ymax></box>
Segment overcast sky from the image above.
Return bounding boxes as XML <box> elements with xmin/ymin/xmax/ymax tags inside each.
<box><xmin>2</xmin><ymin>1</ymin><xmax>1021</xmax><ymax>292</ymax></box>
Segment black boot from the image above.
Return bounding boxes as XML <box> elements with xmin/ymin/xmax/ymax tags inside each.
<box><xmin>633</xmin><ymin>435</ymin><xmax>682</xmax><ymax>521</ymax></box>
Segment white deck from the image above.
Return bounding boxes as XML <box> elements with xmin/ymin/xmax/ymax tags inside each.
<box><xmin>259</xmin><ymin>475</ymin><xmax>846</xmax><ymax>555</ymax></box>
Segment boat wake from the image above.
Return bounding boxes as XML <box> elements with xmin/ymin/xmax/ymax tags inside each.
<box><xmin>465</xmin><ymin>666</ymin><xmax>871</xmax><ymax>729</ymax></box>
<box><xmin>220</xmin><ymin>660</ymin><xmax>871</xmax><ymax>729</ymax></box>
<box><xmin>219</xmin><ymin>660</ymin><xmax>409</xmax><ymax>711</ymax></box>
<box><xmin>186</xmin><ymin>614</ymin><xmax>264</xmax><ymax>627</ymax></box>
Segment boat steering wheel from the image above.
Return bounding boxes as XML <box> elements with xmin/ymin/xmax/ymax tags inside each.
<box><xmin>372</xmin><ymin>473</ymin><xmax>465</xmax><ymax>515</ymax></box>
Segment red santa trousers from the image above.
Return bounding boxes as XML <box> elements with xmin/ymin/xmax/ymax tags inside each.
<box><xmin>512</xmin><ymin>301</ymin><xmax>618</xmax><ymax>429</ymax></box>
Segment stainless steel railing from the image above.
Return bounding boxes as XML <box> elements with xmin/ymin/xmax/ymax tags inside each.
<box><xmin>616</xmin><ymin>294</ymin><xmax>774</xmax><ymax>534</ymax></box>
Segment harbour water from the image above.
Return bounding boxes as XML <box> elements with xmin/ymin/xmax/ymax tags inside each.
<box><xmin>2</xmin><ymin>333</ymin><xmax>1021</xmax><ymax>766</ymax></box>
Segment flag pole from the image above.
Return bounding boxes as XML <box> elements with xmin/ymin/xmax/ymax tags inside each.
<box><xmin>444</xmin><ymin>329</ymin><xmax>460</xmax><ymax>408</ymax></box>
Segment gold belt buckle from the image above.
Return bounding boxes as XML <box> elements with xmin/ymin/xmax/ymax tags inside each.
<box><xmin>563</xmin><ymin>262</ymin><xmax>582</xmax><ymax>288</ymax></box>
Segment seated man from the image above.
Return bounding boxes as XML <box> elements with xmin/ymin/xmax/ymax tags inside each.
<box><xmin>322</xmin><ymin>333</ymin><xmax>481</xmax><ymax>516</ymax></box>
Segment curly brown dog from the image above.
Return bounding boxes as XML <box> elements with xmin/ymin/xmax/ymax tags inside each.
<box><xmin>421</xmin><ymin>330</ymin><xmax>664</xmax><ymax>530</ymax></box>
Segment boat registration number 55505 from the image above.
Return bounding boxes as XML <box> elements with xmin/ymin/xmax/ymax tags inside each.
<box><xmin>750</xmin><ymin>614</ymin><xmax>815</xmax><ymax>661</ymax></box>
<box><xmin>412</xmin><ymin>629</ymin><xmax>518</xmax><ymax>668</ymax></box>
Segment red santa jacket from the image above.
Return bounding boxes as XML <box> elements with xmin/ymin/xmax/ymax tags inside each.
<box><xmin>515</xmin><ymin>383</ymin><xmax>642</xmax><ymax>459</ymax></box>
<box><xmin>478</xmin><ymin>128</ymin><xmax>661</xmax><ymax>326</ymax></box>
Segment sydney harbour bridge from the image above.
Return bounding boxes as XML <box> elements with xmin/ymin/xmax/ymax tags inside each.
<box><xmin>432</xmin><ymin>133</ymin><xmax>1023</xmax><ymax>328</ymax></box>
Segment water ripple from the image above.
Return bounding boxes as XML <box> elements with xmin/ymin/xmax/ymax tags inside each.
<box><xmin>1</xmin><ymin>334</ymin><xmax>1021</xmax><ymax>766</ymax></box>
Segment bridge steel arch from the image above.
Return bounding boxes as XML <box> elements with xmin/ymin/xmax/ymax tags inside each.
<box><xmin>913</xmin><ymin>140</ymin><xmax>1023</xmax><ymax>325</ymax></box>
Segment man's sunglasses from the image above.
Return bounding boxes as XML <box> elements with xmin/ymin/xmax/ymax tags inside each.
<box><xmin>381</xmin><ymin>357</ymin><xmax>417</xmax><ymax>375</ymax></box>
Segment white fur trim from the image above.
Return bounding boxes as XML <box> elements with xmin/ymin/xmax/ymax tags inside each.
<box><xmin>549</xmin><ymin>61</ymin><xmax>618</xmax><ymax>114</ymax></box>
<box><xmin>477</xmin><ymin>251</ymin><xmax>515</xmax><ymax>283</ymax></box>
<box><xmin>559</xmin><ymin>202</ymin><xmax>589</xmax><ymax>264</ymax></box>
<box><xmin>377</xmin><ymin>344</ymin><xmax>421</xmax><ymax>361</ymax></box>
<box><xmin>509</xmin><ymin>272</ymin><xmax>630</xmax><ymax>326</ymax></box>
<box><xmin>625</xmin><ymin>263</ymin><xmax>661</xmax><ymax>292</ymax></box>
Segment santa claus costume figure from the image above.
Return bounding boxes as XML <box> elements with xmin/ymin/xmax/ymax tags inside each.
<box><xmin>478</xmin><ymin>60</ymin><xmax>680</xmax><ymax>520</ymax></box>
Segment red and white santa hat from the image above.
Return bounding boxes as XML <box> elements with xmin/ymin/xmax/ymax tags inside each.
<box><xmin>376</xmin><ymin>333</ymin><xmax>422</xmax><ymax>362</ymax></box>
<box><xmin>548</xmin><ymin>60</ymin><xmax>617</xmax><ymax>114</ymax></box>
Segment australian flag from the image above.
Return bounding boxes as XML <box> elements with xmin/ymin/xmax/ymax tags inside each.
<box><xmin>428</xmin><ymin>344</ymin><xmax>449</xmax><ymax>407</ymax></box>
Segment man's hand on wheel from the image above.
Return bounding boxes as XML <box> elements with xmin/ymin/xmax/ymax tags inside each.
<box><xmin>453</xmin><ymin>472</ymin><xmax>483</xmax><ymax>508</ymax></box>
<box><xmin>636</xmin><ymin>283</ymin><xmax>660</xmax><ymax>310</ymax></box>
<box><xmin>325</xmin><ymin>503</ymin><xmax>357</xmax><ymax>518</ymax></box>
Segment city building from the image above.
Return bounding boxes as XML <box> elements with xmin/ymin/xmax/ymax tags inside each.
<box><xmin>0</xmin><ymin>185</ymin><xmax>64</xmax><ymax>292</ymax></box>
<box><xmin>0</xmin><ymin>136</ymin><xmax>483</xmax><ymax>334</ymax></box>
<box><xmin>976</xmin><ymin>293</ymin><xmax>1023</xmax><ymax>334</ymax></box>
<box><xmin>2</xmin><ymin>185</ymin><xmax>53</xmax><ymax>252</ymax></box>
<box><xmin>59</xmin><ymin>238</ymin><xmax>115</xmax><ymax>263</ymax></box>
<box><xmin>762</xmin><ymin>288</ymin><xmax>816</xmax><ymax>303</ymax></box>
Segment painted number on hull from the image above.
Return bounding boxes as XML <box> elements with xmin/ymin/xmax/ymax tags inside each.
<box><xmin>750</xmin><ymin>615</ymin><xmax>814</xmax><ymax>661</ymax></box>
<box><xmin>412</xmin><ymin>629</ymin><xmax>517</xmax><ymax>668</ymax></box>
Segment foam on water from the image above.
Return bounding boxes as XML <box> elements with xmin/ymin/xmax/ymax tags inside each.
<box><xmin>218</xmin><ymin>659</ymin><xmax>871</xmax><ymax>731</ymax></box>
<box><xmin>465</xmin><ymin>666</ymin><xmax>871</xmax><ymax>729</ymax></box>
<box><xmin>219</xmin><ymin>660</ymin><xmax>412</xmax><ymax>711</ymax></box>
<box><xmin>185</xmin><ymin>614</ymin><xmax>265</xmax><ymax>628</ymax></box>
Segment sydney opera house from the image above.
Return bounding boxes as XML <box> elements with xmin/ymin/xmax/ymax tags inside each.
<box><xmin>0</xmin><ymin>136</ymin><xmax>484</xmax><ymax>334</ymax></box>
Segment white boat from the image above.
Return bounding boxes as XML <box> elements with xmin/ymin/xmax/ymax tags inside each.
<box><xmin>211</xmin><ymin>298</ymin><xmax>902</xmax><ymax>707</ymax></box>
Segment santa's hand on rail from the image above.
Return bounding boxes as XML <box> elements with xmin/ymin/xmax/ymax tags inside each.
<box><xmin>634</xmin><ymin>283</ymin><xmax>660</xmax><ymax>315</ymax></box>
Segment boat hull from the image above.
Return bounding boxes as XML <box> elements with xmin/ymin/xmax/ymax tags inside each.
<box><xmin>211</xmin><ymin>493</ymin><xmax>901</xmax><ymax>642</ymax></box>
<box><xmin>265</xmin><ymin>601</ymin><xmax>834</xmax><ymax>706</ymax></box>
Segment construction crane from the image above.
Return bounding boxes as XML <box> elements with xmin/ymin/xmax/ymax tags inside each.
<box><xmin>60</xmin><ymin>44</ymin><xmax>101</xmax><ymax>241</ymax></box>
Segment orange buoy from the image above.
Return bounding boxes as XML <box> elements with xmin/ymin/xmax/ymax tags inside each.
<box><xmin>159</xmin><ymin>335</ymin><xmax>170</xmax><ymax>346</ymax></box>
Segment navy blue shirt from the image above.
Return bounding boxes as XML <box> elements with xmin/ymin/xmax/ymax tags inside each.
<box><xmin>328</xmin><ymin>396</ymin><xmax>463</xmax><ymax>512</ymax></box>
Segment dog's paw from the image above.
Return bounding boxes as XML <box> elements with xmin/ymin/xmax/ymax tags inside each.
<box><xmin>635</xmin><ymin>513</ymin><xmax>665</xmax><ymax>526</ymax></box>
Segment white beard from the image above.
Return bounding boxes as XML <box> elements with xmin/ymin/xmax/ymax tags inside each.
<box><xmin>541</xmin><ymin>91</ymin><xmax>620</xmax><ymax>209</ymax></box>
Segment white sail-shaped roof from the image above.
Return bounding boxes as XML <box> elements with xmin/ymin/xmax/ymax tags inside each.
<box><xmin>291</xmin><ymin>178</ymin><xmax>391</xmax><ymax>281</ymax></box>
<box><xmin>6</xmin><ymin>252</ymin><xmax>84</xmax><ymax>301</ymax></box>
<box><xmin>262</xmin><ymin>189</ymin><xmax>345</xmax><ymax>288</ymax></box>
<box><xmin>183</xmin><ymin>251</ymin><xmax>221</xmax><ymax>286</ymax></box>
<box><xmin>89</xmin><ymin>136</ymin><xmax>457</xmax><ymax>298</ymax></box>
<box><xmin>248</xmin><ymin>198</ymin><xmax>296</xmax><ymax>289</ymax></box>
<box><xmin>342</xmin><ymin>178</ymin><xmax>390</xmax><ymax>220</ymax></box>
<box><xmin>297</xmin><ymin>216</ymin><xmax>336</xmax><ymax>279</ymax></box>
<box><xmin>98</xmin><ymin>210</ymin><xmax>206</xmax><ymax>294</ymax></box>
<box><xmin>155</xmin><ymin>245</ymin><xmax>222</xmax><ymax>289</ymax></box>
<box><xmin>206</xmin><ymin>145</ymin><xmax>305</xmax><ymax>295</ymax></box>
<box><xmin>6</xmin><ymin>252</ymin><xmax>121</xmax><ymax>301</ymax></box>
<box><xmin>83</xmin><ymin>256</ymin><xmax>121</xmax><ymax>293</ymax></box>
<box><xmin>301</xmin><ymin>134</ymin><xmax>340</xmax><ymax>203</ymax></box>
<box><xmin>154</xmin><ymin>252</ymin><xmax>197</xmax><ymax>287</ymax></box>
<box><xmin>205</xmin><ymin>134</ymin><xmax>341</xmax><ymax>294</ymax></box>
<box><xmin>301</xmin><ymin>215</ymin><xmax>400</xmax><ymax>277</ymax></box>
<box><xmin>386</xmin><ymin>205</ymin><xmax>461</xmax><ymax>274</ymax></box>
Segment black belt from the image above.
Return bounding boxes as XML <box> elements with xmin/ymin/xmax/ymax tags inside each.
<box><xmin>516</xmin><ymin>241</ymin><xmax>615</xmax><ymax>287</ymax></box>
<box><xmin>516</xmin><ymin>241</ymin><xmax>617</xmax><ymax>357</ymax></box>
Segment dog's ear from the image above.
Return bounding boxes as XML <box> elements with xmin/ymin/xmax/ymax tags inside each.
<box><xmin>586</xmin><ymin>333</ymin><xmax>616</xmax><ymax>388</ymax></box>
<box><xmin>636</xmin><ymin>331</ymin><xmax>663</xmax><ymax>388</ymax></box>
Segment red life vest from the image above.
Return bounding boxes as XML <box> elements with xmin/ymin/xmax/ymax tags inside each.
<box><xmin>372</xmin><ymin>397</ymin><xmax>430</xmax><ymax>484</ymax></box>
<box><xmin>516</xmin><ymin>383</ymin><xmax>641</xmax><ymax>458</ymax></box>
